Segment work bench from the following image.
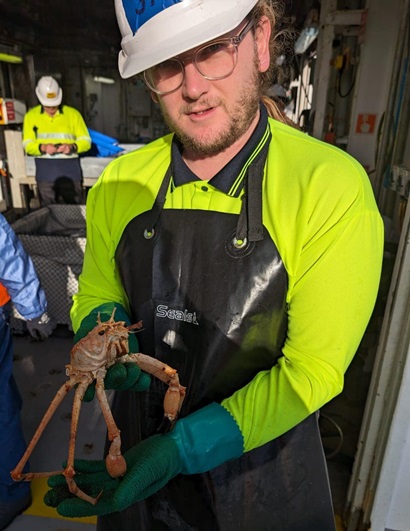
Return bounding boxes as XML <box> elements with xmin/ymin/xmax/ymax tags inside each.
<box><xmin>3</xmin><ymin>129</ymin><xmax>142</xmax><ymax>210</ymax></box>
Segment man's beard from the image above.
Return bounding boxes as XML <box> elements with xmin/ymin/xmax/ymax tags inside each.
<box><xmin>160</xmin><ymin>69</ymin><xmax>261</xmax><ymax>158</ymax></box>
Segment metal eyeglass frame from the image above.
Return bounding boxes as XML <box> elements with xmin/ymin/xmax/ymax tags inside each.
<box><xmin>143</xmin><ymin>18</ymin><xmax>256</xmax><ymax>95</ymax></box>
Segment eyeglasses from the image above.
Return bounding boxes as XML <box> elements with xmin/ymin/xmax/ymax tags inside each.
<box><xmin>143</xmin><ymin>18</ymin><xmax>255</xmax><ymax>95</ymax></box>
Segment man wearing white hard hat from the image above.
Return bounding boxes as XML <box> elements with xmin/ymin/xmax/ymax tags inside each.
<box><xmin>22</xmin><ymin>76</ymin><xmax>91</xmax><ymax>206</ymax></box>
<box><xmin>44</xmin><ymin>1</ymin><xmax>383</xmax><ymax>529</ymax></box>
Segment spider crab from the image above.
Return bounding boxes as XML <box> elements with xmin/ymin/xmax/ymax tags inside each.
<box><xmin>11</xmin><ymin>309</ymin><xmax>186</xmax><ymax>504</ymax></box>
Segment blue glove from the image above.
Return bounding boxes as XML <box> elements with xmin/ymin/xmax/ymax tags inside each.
<box><xmin>75</xmin><ymin>303</ymin><xmax>151</xmax><ymax>401</ymax></box>
<box><xmin>44</xmin><ymin>403</ymin><xmax>244</xmax><ymax>517</ymax></box>
<box><xmin>26</xmin><ymin>311</ymin><xmax>56</xmax><ymax>340</ymax></box>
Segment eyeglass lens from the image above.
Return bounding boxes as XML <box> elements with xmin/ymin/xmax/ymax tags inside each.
<box><xmin>144</xmin><ymin>18</ymin><xmax>254</xmax><ymax>95</ymax></box>
<box><xmin>145</xmin><ymin>42</ymin><xmax>237</xmax><ymax>94</ymax></box>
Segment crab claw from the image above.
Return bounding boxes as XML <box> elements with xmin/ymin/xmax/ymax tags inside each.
<box><xmin>105</xmin><ymin>453</ymin><xmax>127</xmax><ymax>477</ymax></box>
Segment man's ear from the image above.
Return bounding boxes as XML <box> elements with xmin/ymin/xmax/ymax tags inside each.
<box><xmin>150</xmin><ymin>91</ymin><xmax>159</xmax><ymax>104</ymax></box>
<box><xmin>255</xmin><ymin>15</ymin><xmax>271</xmax><ymax>73</ymax></box>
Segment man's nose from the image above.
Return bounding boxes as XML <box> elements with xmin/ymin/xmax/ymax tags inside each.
<box><xmin>181</xmin><ymin>62</ymin><xmax>209</xmax><ymax>99</ymax></box>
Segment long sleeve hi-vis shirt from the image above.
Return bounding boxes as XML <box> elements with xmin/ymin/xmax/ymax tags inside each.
<box><xmin>71</xmin><ymin>116</ymin><xmax>384</xmax><ymax>453</ymax></box>
<box><xmin>22</xmin><ymin>105</ymin><xmax>91</xmax><ymax>158</ymax></box>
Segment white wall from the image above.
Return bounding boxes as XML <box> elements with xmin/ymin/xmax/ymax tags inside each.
<box><xmin>371</xmin><ymin>342</ymin><xmax>410</xmax><ymax>530</ymax></box>
<box><xmin>84</xmin><ymin>75</ymin><xmax>123</xmax><ymax>140</ymax></box>
<box><xmin>347</xmin><ymin>0</ymin><xmax>402</xmax><ymax>176</ymax></box>
<box><xmin>346</xmin><ymin>195</ymin><xmax>410</xmax><ymax>530</ymax></box>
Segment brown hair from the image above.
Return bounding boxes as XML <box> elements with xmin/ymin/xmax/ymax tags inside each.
<box><xmin>250</xmin><ymin>0</ymin><xmax>298</xmax><ymax>127</ymax></box>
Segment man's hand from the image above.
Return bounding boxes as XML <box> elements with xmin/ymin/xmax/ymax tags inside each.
<box><xmin>56</xmin><ymin>143</ymin><xmax>77</xmax><ymax>155</ymax></box>
<box><xmin>40</xmin><ymin>143</ymin><xmax>58</xmax><ymax>155</ymax></box>
<box><xmin>26</xmin><ymin>311</ymin><xmax>56</xmax><ymax>340</ymax></box>
<box><xmin>75</xmin><ymin>303</ymin><xmax>150</xmax><ymax>401</ymax></box>
<box><xmin>44</xmin><ymin>404</ymin><xmax>244</xmax><ymax>518</ymax></box>
<box><xmin>44</xmin><ymin>434</ymin><xmax>181</xmax><ymax>517</ymax></box>
<box><xmin>82</xmin><ymin>362</ymin><xmax>151</xmax><ymax>402</ymax></box>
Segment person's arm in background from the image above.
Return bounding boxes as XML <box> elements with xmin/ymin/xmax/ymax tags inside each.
<box><xmin>22</xmin><ymin>108</ymin><xmax>43</xmax><ymax>156</ymax></box>
<box><xmin>55</xmin><ymin>107</ymin><xmax>91</xmax><ymax>156</ymax></box>
<box><xmin>72</xmin><ymin>108</ymin><xmax>92</xmax><ymax>154</ymax></box>
<box><xmin>0</xmin><ymin>213</ymin><xmax>55</xmax><ymax>339</ymax></box>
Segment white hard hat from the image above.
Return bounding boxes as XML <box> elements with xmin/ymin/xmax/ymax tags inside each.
<box><xmin>114</xmin><ymin>0</ymin><xmax>260</xmax><ymax>79</ymax></box>
<box><xmin>35</xmin><ymin>76</ymin><xmax>62</xmax><ymax>106</ymax></box>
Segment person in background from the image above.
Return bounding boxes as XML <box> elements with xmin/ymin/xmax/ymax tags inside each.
<box><xmin>22</xmin><ymin>76</ymin><xmax>91</xmax><ymax>206</ymax></box>
<box><xmin>45</xmin><ymin>1</ymin><xmax>384</xmax><ymax>530</ymax></box>
<box><xmin>0</xmin><ymin>213</ymin><xmax>55</xmax><ymax>530</ymax></box>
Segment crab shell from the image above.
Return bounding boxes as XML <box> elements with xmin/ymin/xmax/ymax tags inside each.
<box><xmin>68</xmin><ymin>320</ymin><xmax>130</xmax><ymax>376</ymax></box>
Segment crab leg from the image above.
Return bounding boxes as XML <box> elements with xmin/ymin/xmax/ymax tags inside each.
<box><xmin>94</xmin><ymin>377</ymin><xmax>127</xmax><ymax>478</ymax></box>
<box><xmin>63</xmin><ymin>380</ymin><xmax>100</xmax><ymax>505</ymax></box>
<box><xmin>11</xmin><ymin>379</ymin><xmax>77</xmax><ymax>481</ymax></box>
<box><xmin>10</xmin><ymin>312</ymin><xmax>188</xmax><ymax>507</ymax></box>
<box><xmin>117</xmin><ymin>353</ymin><xmax>186</xmax><ymax>424</ymax></box>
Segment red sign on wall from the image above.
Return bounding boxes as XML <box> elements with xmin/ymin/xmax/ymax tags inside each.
<box><xmin>356</xmin><ymin>114</ymin><xmax>377</xmax><ymax>134</ymax></box>
<box><xmin>5</xmin><ymin>100</ymin><xmax>15</xmax><ymax>121</ymax></box>
<box><xmin>0</xmin><ymin>98</ymin><xmax>16</xmax><ymax>124</ymax></box>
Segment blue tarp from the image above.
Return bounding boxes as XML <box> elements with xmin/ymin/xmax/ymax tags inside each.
<box><xmin>84</xmin><ymin>129</ymin><xmax>125</xmax><ymax>158</ymax></box>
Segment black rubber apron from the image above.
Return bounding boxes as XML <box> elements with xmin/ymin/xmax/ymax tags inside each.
<box><xmin>99</xmin><ymin>145</ymin><xmax>336</xmax><ymax>531</ymax></box>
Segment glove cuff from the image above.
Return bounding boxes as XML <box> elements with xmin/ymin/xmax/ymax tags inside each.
<box><xmin>74</xmin><ymin>303</ymin><xmax>139</xmax><ymax>352</ymax></box>
<box><xmin>26</xmin><ymin>311</ymin><xmax>55</xmax><ymax>340</ymax></box>
<box><xmin>28</xmin><ymin>311</ymin><xmax>51</xmax><ymax>325</ymax></box>
<box><xmin>168</xmin><ymin>403</ymin><xmax>244</xmax><ymax>475</ymax></box>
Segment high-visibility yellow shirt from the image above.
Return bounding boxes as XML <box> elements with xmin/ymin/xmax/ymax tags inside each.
<box><xmin>22</xmin><ymin>104</ymin><xmax>91</xmax><ymax>157</ymax></box>
<box><xmin>72</xmin><ymin>117</ymin><xmax>384</xmax><ymax>452</ymax></box>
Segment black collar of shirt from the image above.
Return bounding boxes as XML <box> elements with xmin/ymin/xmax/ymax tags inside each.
<box><xmin>41</xmin><ymin>105</ymin><xmax>63</xmax><ymax>114</ymax></box>
<box><xmin>171</xmin><ymin>104</ymin><xmax>268</xmax><ymax>194</ymax></box>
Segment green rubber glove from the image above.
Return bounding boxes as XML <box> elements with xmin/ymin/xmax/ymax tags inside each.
<box><xmin>44</xmin><ymin>403</ymin><xmax>244</xmax><ymax>518</ymax></box>
<box><xmin>74</xmin><ymin>303</ymin><xmax>150</xmax><ymax>402</ymax></box>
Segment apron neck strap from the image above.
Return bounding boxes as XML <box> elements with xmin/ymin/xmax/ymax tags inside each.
<box><xmin>145</xmin><ymin>165</ymin><xmax>172</xmax><ymax>233</ymax></box>
<box><xmin>236</xmin><ymin>133</ymin><xmax>271</xmax><ymax>242</ymax></box>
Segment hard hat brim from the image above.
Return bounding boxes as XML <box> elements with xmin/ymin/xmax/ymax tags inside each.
<box><xmin>117</xmin><ymin>0</ymin><xmax>259</xmax><ymax>79</ymax></box>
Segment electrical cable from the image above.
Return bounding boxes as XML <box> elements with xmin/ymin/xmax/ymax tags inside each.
<box><xmin>336</xmin><ymin>68</ymin><xmax>357</xmax><ymax>99</ymax></box>
<box><xmin>319</xmin><ymin>412</ymin><xmax>344</xmax><ymax>460</ymax></box>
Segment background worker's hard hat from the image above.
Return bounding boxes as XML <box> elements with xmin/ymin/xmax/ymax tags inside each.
<box><xmin>114</xmin><ymin>0</ymin><xmax>259</xmax><ymax>79</ymax></box>
<box><xmin>35</xmin><ymin>76</ymin><xmax>62</xmax><ymax>106</ymax></box>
